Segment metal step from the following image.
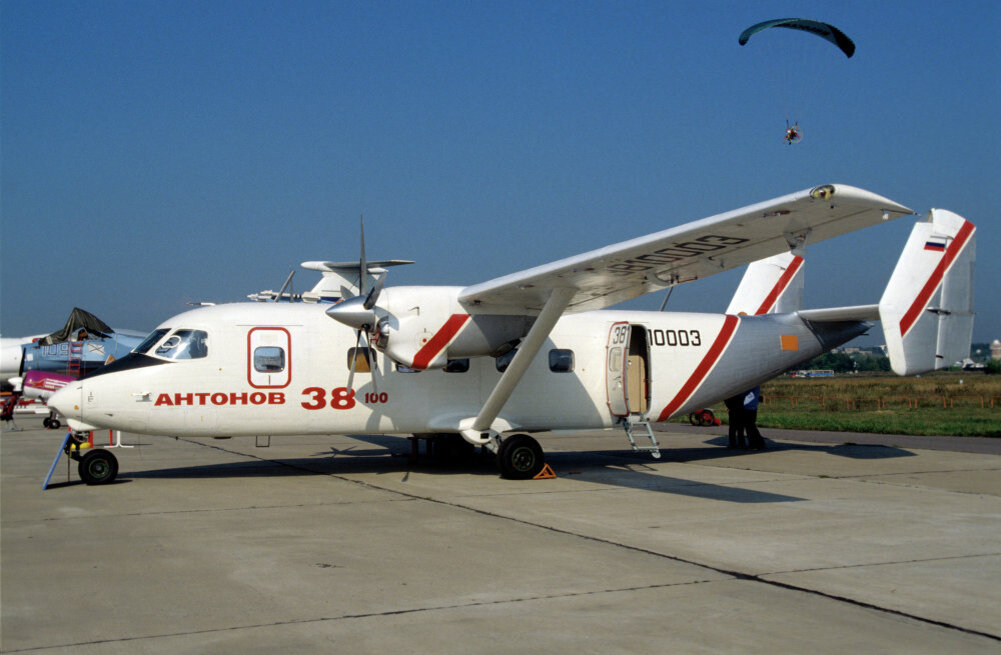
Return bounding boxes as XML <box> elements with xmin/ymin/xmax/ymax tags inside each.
<box><xmin>622</xmin><ymin>418</ymin><xmax>661</xmax><ymax>459</ymax></box>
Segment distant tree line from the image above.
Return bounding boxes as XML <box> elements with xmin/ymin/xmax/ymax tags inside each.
<box><xmin>794</xmin><ymin>347</ymin><xmax>1001</xmax><ymax>374</ymax></box>
<box><xmin>794</xmin><ymin>351</ymin><xmax>890</xmax><ymax>373</ymax></box>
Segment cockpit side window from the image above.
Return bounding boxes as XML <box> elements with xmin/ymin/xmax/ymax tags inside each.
<box><xmin>134</xmin><ymin>328</ymin><xmax>170</xmax><ymax>354</ymax></box>
<box><xmin>154</xmin><ymin>329</ymin><xmax>208</xmax><ymax>360</ymax></box>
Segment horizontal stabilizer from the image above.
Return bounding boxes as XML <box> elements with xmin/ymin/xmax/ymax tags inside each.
<box><xmin>302</xmin><ymin>260</ymin><xmax>414</xmax><ymax>300</ymax></box>
<box><xmin>798</xmin><ymin>305</ymin><xmax>879</xmax><ymax>322</ymax></box>
<box><xmin>878</xmin><ymin>209</ymin><xmax>975</xmax><ymax>375</ymax></box>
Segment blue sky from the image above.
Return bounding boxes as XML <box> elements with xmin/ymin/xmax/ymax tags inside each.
<box><xmin>3</xmin><ymin>1</ymin><xmax>998</xmax><ymax>346</ymax></box>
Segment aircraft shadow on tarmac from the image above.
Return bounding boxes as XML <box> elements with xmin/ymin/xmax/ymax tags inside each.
<box><xmin>103</xmin><ymin>434</ymin><xmax>874</xmax><ymax>504</ymax></box>
<box><xmin>699</xmin><ymin>436</ymin><xmax>918</xmax><ymax>460</ymax></box>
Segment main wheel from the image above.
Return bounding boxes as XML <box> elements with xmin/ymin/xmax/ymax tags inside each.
<box><xmin>78</xmin><ymin>449</ymin><xmax>119</xmax><ymax>485</ymax></box>
<box><xmin>699</xmin><ymin>409</ymin><xmax>715</xmax><ymax>426</ymax></box>
<box><xmin>497</xmin><ymin>434</ymin><xmax>545</xmax><ymax>480</ymax></box>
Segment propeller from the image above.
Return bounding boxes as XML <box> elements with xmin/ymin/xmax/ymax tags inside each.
<box><xmin>327</xmin><ymin>217</ymin><xmax>388</xmax><ymax>393</ymax></box>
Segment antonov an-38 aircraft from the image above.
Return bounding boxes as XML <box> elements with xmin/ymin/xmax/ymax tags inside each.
<box><xmin>48</xmin><ymin>184</ymin><xmax>975</xmax><ymax>484</ymax></box>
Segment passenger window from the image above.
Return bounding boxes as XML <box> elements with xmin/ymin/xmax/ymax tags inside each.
<box><xmin>608</xmin><ymin>347</ymin><xmax>622</xmax><ymax>371</ymax></box>
<box><xmin>347</xmin><ymin>347</ymin><xmax>373</xmax><ymax>373</ymax></box>
<box><xmin>549</xmin><ymin>349</ymin><xmax>574</xmax><ymax>373</ymax></box>
<box><xmin>445</xmin><ymin>359</ymin><xmax>469</xmax><ymax>373</ymax></box>
<box><xmin>495</xmin><ymin>349</ymin><xmax>517</xmax><ymax>372</ymax></box>
<box><xmin>155</xmin><ymin>329</ymin><xmax>208</xmax><ymax>359</ymax></box>
<box><xmin>254</xmin><ymin>347</ymin><xmax>285</xmax><ymax>373</ymax></box>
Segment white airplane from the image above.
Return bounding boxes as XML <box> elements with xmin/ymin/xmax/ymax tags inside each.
<box><xmin>47</xmin><ymin>184</ymin><xmax>975</xmax><ymax>484</ymax></box>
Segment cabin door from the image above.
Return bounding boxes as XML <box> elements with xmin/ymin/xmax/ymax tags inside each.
<box><xmin>606</xmin><ymin>322</ymin><xmax>650</xmax><ymax>418</ymax></box>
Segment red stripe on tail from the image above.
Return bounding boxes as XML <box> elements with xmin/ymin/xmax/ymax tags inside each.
<box><xmin>754</xmin><ymin>255</ymin><xmax>803</xmax><ymax>315</ymax></box>
<box><xmin>899</xmin><ymin>221</ymin><xmax>975</xmax><ymax>337</ymax></box>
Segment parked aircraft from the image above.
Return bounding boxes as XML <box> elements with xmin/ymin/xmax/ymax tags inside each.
<box><xmin>2</xmin><ymin>309</ymin><xmax>146</xmax><ymax>388</ymax></box>
<box><xmin>47</xmin><ymin>185</ymin><xmax>975</xmax><ymax>484</ymax></box>
<box><xmin>2</xmin><ymin>309</ymin><xmax>146</xmax><ymax>427</ymax></box>
<box><xmin>1</xmin><ymin>335</ymin><xmax>45</xmax><ymax>390</ymax></box>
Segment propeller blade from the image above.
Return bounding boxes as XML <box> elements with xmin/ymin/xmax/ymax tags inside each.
<box><xmin>346</xmin><ymin>328</ymin><xmax>362</xmax><ymax>391</ymax></box>
<box><xmin>363</xmin><ymin>331</ymin><xmax>378</xmax><ymax>395</ymax></box>
<box><xmin>363</xmin><ymin>271</ymin><xmax>386</xmax><ymax>310</ymax></box>
<box><xmin>358</xmin><ymin>215</ymin><xmax>367</xmax><ymax>297</ymax></box>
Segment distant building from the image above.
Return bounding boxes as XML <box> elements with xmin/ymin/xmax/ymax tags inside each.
<box><xmin>992</xmin><ymin>339</ymin><xmax>1001</xmax><ymax>361</ymax></box>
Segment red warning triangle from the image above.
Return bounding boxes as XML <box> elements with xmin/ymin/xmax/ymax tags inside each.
<box><xmin>533</xmin><ymin>463</ymin><xmax>556</xmax><ymax>480</ymax></box>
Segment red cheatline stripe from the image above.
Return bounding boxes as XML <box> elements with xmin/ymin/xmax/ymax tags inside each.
<box><xmin>656</xmin><ymin>314</ymin><xmax>740</xmax><ymax>422</ymax></box>
<box><xmin>411</xmin><ymin>314</ymin><xmax>471</xmax><ymax>369</ymax></box>
<box><xmin>754</xmin><ymin>255</ymin><xmax>803</xmax><ymax>315</ymax></box>
<box><xmin>899</xmin><ymin>220</ymin><xmax>975</xmax><ymax>337</ymax></box>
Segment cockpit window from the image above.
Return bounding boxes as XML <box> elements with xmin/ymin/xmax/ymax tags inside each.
<box><xmin>134</xmin><ymin>328</ymin><xmax>170</xmax><ymax>354</ymax></box>
<box><xmin>154</xmin><ymin>329</ymin><xmax>208</xmax><ymax>360</ymax></box>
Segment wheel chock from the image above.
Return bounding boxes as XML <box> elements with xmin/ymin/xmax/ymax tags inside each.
<box><xmin>533</xmin><ymin>463</ymin><xmax>556</xmax><ymax>480</ymax></box>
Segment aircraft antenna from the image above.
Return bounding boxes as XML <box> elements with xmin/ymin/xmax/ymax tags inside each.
<box><xmin>275</xmin><ymin>269</ymin><xmax>295</xmax><ymax>302</ymax></box>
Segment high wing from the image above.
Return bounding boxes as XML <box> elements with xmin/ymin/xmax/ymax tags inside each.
<box><xmin>458</xmin><ymin>184</ymin><xmax>912</xmax><ymax>313</ymax></box>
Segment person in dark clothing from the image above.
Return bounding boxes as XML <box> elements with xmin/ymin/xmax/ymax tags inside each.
<box><xmin>724</xmin><ymin>393</ymin><xmax>746</xmax><ymax>449</ymax></box>
<box><xmin>742</xmin><ymin>386</ymin><xmax>766</xmax><ymax>450</ymax></box>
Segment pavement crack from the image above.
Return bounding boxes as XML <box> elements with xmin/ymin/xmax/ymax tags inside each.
<box><xmin>5</xmin><ymin>578</ymin><xmax>720</xmax><ymax>652</ymax></box>
<box><xmin>763</xmin><ymin>551</ymin><xmax>1001</xmax><ymax>576</ymax></box>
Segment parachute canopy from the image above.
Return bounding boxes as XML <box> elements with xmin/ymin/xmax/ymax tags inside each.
<box><xmin>738</xmin><ymin>18</ymin><xmax>855</xmax><ymax>59</ymax></box>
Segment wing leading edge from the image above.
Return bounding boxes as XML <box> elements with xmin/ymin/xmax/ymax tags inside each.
<box><xmin>458</xmin><ymin>184</ymin><xmax>912</xmax><ymax>314</ymax></box>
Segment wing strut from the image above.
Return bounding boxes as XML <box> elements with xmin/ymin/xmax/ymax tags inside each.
<box><xmin>461</xmin><ymin>287</ymin><xmax>574</xmax><ymax>448</ymax></box>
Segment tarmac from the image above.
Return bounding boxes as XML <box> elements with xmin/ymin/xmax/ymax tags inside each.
<box><xmin>2</xmin><ymin>416</ymin><xmax>1000</xmax><ymax>653</ymax></box>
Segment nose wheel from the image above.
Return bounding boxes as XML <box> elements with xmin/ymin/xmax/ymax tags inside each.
<box><xmin>77</xmin><ymin>448</ymin><xmax>119</xmax><ymax>485</ymax></box>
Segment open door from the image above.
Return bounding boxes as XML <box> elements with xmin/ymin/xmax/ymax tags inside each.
<box><xmin>606</xmin><ymin>323</ymin><xmax>650</xmax><ymax>418</ymax></box>
<box><xmin>606</xmin><ymin>322</ymin><xmax>629</xmax><ymax>417</ymax></box>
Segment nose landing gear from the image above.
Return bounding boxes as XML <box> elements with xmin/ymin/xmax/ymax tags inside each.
<box><xmin>43</xmin><ymin>432</ymin><xmax>119</xmax><ymax>489</ymax></box>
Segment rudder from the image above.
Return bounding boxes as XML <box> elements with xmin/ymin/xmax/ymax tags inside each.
<box><xmin>879</xmin><ymin>209</ymin><xmax>975</xmax><ymax>375</ymax></box>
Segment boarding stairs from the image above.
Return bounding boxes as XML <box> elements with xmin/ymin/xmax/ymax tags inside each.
<box><xmin>621</xmin><ymin>416</ymin><xmax>661</xmax><ymax>459</ymax></box>
<box><xmin>67</xmin><ymin>341</ymin><xmax>84</xmax><ymax>377</ymax></box>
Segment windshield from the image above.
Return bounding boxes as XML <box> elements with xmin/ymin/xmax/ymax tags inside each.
<box><xmin>154</xmin><ymin>329</ymin><xmax>208</xmax><ymax>360</ymax></box>
<box><xmin>133</xmin><ymin>328</ymin><xmax>170</xmax><ymax>354</ymax></box>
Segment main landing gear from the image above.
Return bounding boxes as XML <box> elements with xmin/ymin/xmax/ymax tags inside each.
<box><xmin>496</xmin><ymin>433</ymin><xmax>545</xmax><ymax>480</ymax></box>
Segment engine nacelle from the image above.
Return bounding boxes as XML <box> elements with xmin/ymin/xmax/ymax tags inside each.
<box><xmin>376</xmin><ymin>287</ymin><xmax>531</xmax><ymax>369</ymax></box>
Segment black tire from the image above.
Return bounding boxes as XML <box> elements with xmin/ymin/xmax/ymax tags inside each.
<box><xmin>497</xmin><ymin>434</ymin><xmax>544</xmax><ymax>480</ymax></box>
<box><xmin>78</xmin><ymin>449</ymin><xmax>119</xmax><ymax>485</ymax></box>
<box><xmin>43</xmin><ymin>417</ymin><xmax>52</xmax><ymax>429</ymax></box>
<box><xmin>45</xmin><ymin>417</ymin><xmax>61</xmax><ymax>430</ymax></box>
<box><xmin>699</xmin><ymin>409</ymin><xmax>715</xmax><ymax>426</ymax></box>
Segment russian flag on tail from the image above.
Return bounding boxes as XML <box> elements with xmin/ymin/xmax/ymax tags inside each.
<box><xmin>924</xmin><ymin>236</ymin><xmax>947</xmax><ymax>252</ymax></box>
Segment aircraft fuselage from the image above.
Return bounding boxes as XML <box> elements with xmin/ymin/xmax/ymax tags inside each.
<box><xmin>53</xmin><ymin>302</ymin><xmax>864</xmax><ymax>439</ymax></box>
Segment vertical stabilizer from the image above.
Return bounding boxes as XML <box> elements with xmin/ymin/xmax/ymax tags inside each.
<box><xmin>726</xmin><ymin>252</ymin><xmax>804</xmax><ymax>315</ymax></box>
<box><xmin>879</xmin><ymin>209</ymin><xmax>975</xmax><ymax>375</ymax></box>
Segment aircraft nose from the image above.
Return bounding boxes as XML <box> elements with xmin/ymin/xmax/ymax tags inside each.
<box><xmin>48</xmin><ymin>383</ymin><xmax>81</xmax><ymax>419</ymax></box>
